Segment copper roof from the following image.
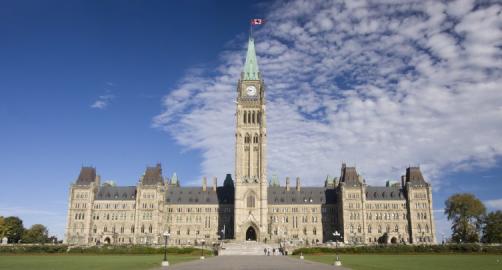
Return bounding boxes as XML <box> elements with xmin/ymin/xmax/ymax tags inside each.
<box><xmin>142</xmin><ymin>163</ymin><xmax>164</xmax><ymax>185</ymax></box>
<box><xmin>75</xmin><ymin>167</ymin><xmax>96</xmax><ymax>185</ymax></box>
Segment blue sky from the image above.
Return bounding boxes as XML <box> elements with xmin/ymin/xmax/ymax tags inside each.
<box><xmin>1</xmin><ymin>0</ymin><xmax>501</xmax><ymax>241</ymax></box>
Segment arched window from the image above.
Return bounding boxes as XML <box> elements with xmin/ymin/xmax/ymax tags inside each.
<box><xmin>425</xmin><ymin>224</ymin><xmax>429</xmax><ymax>233</ymax></box>
<box><xmin>131</xmin><ymin>226</ymin><xmax>135</xmax><ymax>233</ymax></box>
<box><xmin>245</xmin><ymin>134</ymin><xmax>250</xmax><ymax>144</ymax></box>
<box><xmin>141</xmin><ymin>225</ymin><xmax>144</xmax><ymax>233</ymax></box>
<box><xmin>357</xmin><ymin>224</ymin><xmax>362</xmax><ymax>233</ymax></box>
<box><xmin>93</xmin><ymin>225</ymin><xmax>97</xmax><ymax>233</ymax></box>
<box><xmin>395</xmin><ymin>225</ymin><xmax>399</xmax><ymax>232</ymax></box>
<box><xmin>350</xmin><ymin>224</ymin><xmax>354</xmax><ymax>233</ymax></box>
<box><xmin>247</xmin><ymin>111</ymin><xmax>251</xmax><ymax>123</ymax></box>
<box><xmin>247</xmin><ymin>195</ymin><xmax>255</xmax><ymax>208</ymax></box>
<box><xmin>418</xmin><ymin>224</ymin><xmax>422</xmax><ymax>233</ymax></box>
<box><xmin>243</xmin><ymin>111</ymin><xmax>247</xmax><ymax>124</ymax></box>
<box><xmin>257</xmin><ymin>112</ymin><xmax>261</xmax><ymax>124</ymax></box>
<box><xmin>149</xmin><ymin>224</ymin><xmax>153</xmax><ymax>233</ymax></box>
<box><xmin>368</xmin><ymin>225</ymin><xmax>372</xmax><ymax>233</ymax></box>
<box><xmin>378</xmin><ymin>225</ymin><xmax>382</xmax><ymax>233</ymax></box>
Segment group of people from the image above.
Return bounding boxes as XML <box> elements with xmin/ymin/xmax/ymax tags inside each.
<box><xmin>264</xmin><ymin>247</ymin><xmax>287</xmax><ymax>256</ymax></box>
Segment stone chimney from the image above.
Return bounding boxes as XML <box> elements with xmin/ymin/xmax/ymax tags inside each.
<box><xmin>212</xmin><ymin>177</ymin><xmax>217</xmax><ymax>191</ymax></box>
<box><xmin>286</xmin><ymin>177</ymin><xmax>290</xmax><ymax>191</ymax></box>
<box><xmin>202</xmin><ymin>177</ymin><xmax>207</xmax><ymax>191</ymax></box>
<box><xmin>296</xmin><ymin>177</ymin><xmax>301</xmax><ymax>191</ymax></box>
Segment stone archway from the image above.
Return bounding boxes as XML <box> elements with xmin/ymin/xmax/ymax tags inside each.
<box><xmin>391</xmin><ymin>237</ymin><xmax>397</xmax><ymax>244</ymax></box>
<box><xmin>246</xmin><ymin>226</ymin><xmax>257</xmax><ymax>241</ymax></box>
<box><xmin>104</xmin><ymin>237</ymin><xmax>111</xmax><ymax>245</ymax></box>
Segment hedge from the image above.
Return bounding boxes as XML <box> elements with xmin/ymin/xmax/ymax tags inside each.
<box><xmin>0</xmin><ymin>244</ymin><xmax>213</xmax><ymax>255</ymax></box>
<box><xmin>292</xmin><ymin>244</ymin><xmax>502</xmax><ymax>255</ymax></box>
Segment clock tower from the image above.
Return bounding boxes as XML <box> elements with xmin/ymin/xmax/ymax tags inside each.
<box><xmin>234</xmin><ymin>36</ymin><xmax>268</xmax><ymax>241</ymax></box>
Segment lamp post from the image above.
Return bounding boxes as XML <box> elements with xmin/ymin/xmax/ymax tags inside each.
<box><xmin>333</xmin><ymin>231</ymin><xmax>342</xmax><ymax>266</ymax></box>
<box><xmin>162</xmin><ymin>231</ymin><xmax>170</xmax><ymax>267</ymax></box>
<box><xmin>200</xmin><ymin>239</ymin><xmax>205</xmax><ymax>260</ymax></box>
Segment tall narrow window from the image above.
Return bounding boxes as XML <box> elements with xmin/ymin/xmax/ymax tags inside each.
<box><xmin>243</xmin><ymin>111</ymin><xmax>247</xmax><ymax>124</ymax></box>
<box><xmin>247</xmin><ymin>195</ymin><xmax>255</xmax><ymax>208</ymax></box>
<box><xmin>257</xmin><ymin>112</ymin><xmax>261</xmax><ymax>124</ymax></box>
<box><xmin>247</xmin><ymin>111</ymin><xmax>251</xmax><ymax>123</ymax></box>
<box><xmin>252</xmin><ymin>111</ymin><xmax>256</xmax><ymax>123</ymax></box>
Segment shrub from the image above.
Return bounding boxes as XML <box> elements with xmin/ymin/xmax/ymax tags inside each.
<box><xmin>291</xmin><ymin>244</ymin><xmax>502</xmax><ymax>255</ymax></box>
<box><xmin>0</xmin><ymin>244</ymin><xmax>213</xmax><ymax>255</ymax></box>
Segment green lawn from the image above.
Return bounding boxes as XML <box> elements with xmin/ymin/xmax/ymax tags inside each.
<box><xmin>303</xmin><ymin>254</ymin><xmax>502</xmax><ymax>270</ymax></box>
<box><xmin>0</xmin><ymin>255</ymin><xmax>199</xmax><ymax>270</ymax></box>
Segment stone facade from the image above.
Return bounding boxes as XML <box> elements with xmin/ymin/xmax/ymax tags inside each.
<box><xmin>65</xmin><ymin>37</ymin><xmax>436</xmax><ymax>246</ymax></box>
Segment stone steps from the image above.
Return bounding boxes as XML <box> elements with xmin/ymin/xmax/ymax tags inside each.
<box><xmin>219</xmin><ymin>241</ymin><xmax>279</xmax><ymax>256</ymax></box>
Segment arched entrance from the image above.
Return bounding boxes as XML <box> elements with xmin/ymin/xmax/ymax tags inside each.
<box><xmin>245</xmin><ymin>227</ymin><xmax>257</xmax><ymax>241</ymax></box>
<box><xmin>104</xmin><ymin>237</ymin><xmax>111</xmax><ymax>245</ymax></box>
<box><xmin>391</xmin><ymin>237</ymin><xmax>397</xmax><ymax>244</ymax></box>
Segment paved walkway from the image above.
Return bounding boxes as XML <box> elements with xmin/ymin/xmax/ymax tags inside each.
<box><xmin>154</xmin><ymin>255</ymin><xmax>350</xmax><ymax>270</ymax></box>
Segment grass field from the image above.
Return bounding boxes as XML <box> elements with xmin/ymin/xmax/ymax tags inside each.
<box><xmin>0</xmin><ymin>255</ymin><xmax>199</xmax><ymax>270</ymax></box>
<box><xmin>303</xmin><ymin>254</ymin><xmax>502</xmax><ymax>270</ymax></box>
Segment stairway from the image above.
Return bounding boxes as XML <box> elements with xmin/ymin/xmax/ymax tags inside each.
<box><xmin>218</xmin><ymin>241</ymin><xmax>278</xmax><ymax>256</ymax></box>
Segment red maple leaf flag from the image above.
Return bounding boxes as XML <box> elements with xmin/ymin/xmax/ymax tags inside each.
<box><xmin>251</xmin><ymin>19</ymin><xmax>265</xmax><ymax>25</ymax></box>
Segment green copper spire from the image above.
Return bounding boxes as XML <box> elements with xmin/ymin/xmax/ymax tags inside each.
<box><xmin>243</xmin><ymin>37</ymin><xmax>260</xmax><ymax>80</ymax></box>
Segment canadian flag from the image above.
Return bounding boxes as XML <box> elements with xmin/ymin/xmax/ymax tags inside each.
<box><xmin>250</xmin><ymin>19</ymin><xmax>265</xmax><ymax>25</ymax></box>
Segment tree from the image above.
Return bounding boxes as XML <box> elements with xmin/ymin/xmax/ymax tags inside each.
<box><xmin>378</xmin><ymin>233</ymin><xmax>389</xmax><ymax>244</ymax></box>
<box><xmin>22</xmin><ymin>224</ymin><xmax>49</xmax><ymax>244</ymax></box>
<box><xmin>2</xmin><ymin>216</ymin><xmax>25</xmax><ymax>243</ymax></box>
<box><xmin>482</xmin><ymin>211</ymin><xmax>502</xmax><ymax>243</ymax></box>
<box><xmin>445</xmin><ymin>193</ymin><xmax>486</xmax><ymax>243</ymax></box>
<box><xmin>0</xmin><ymin>216</ymin><xmax>5</xmax><ymax>237</ymax></box>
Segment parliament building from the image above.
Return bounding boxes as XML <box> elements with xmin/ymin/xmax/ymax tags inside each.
<box><xmin>65</xmin><ymin>37</ymin><xmax>436</xmax><ymax>246</ymax></box>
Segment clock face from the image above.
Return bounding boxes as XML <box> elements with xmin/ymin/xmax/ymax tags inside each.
<box><xmin>246</xmin><ymin>85</ymin><xmax>257</xmax><ymax>96</ymax></box>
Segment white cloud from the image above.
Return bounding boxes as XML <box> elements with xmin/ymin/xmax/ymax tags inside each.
<box><xmin>153</xmin><ymin>0</ymin><xmax>502</xmax><ymax>188</ymax></box>
<box><xmin>91</xmin><ymin>94</ymin><xmax>115</xmax><ymax>109</ymax></box>
<box><xmin>485</xmin><ymin>198</ymin><xmax>502</xmax><ymax>210</ymax></box>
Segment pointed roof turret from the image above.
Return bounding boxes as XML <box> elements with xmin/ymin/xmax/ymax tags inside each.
<box><xmin>170</xmin><ymin>172</ymin><xmax>179</xmax><ymax>186</ymax></box>
<box><xmin>243</xmin><ymin>37</ymin><xmax>260</xmax><ymax>80</ymax></box>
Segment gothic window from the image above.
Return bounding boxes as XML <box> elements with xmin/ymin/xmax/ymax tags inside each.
<box><xmin>247</xmin><ymin>111</ymin><xmax>251</xmax><ymax>123</ymax></box>
<box><xmin>149</xmin><ymin>224</ymin><xmax>153</xmax><ymax>233</ymax></box>
<box><xmin>368</xmin><ymin>225</ymin><xmax>372</xmax><ymax>233</ymax></box>
<box><xmin>257</xmin><ymin>112</ymin><xmax>261</xmax><ymax>124</ymax></box>
<box><xmin>243</xmin><ymin>111</ymin><xmax>247</xmax><ymax>124</ymax></box>
<box><xmin>247</xmin><ymin>195</ymin><xmax>255</xmax><ymax>208</ymax></box>
<box><xmin>141</xmin><ymin>225</ymin><xmax>144</xmax><ymax>233</ymax></box>
<box><xmin>358</xmin><ymin>225</ymin><xmax>362</xmax><ymax>233</ymax></box>
<box><xmin>378</xmin><ymin>225</ymin><xmax>382</xmax><ymax>233</ymax></box>
<box><xmin>131</xmin><ymin>226</ymin><xmax>135</xmax><ymax>233</ymax></box>
<box><xmin>93</xmin><ymin>225</ymin><xmax>97</xmax><ymax>233</ymax></box>
<box><xmin>252</xmin><ymin>111</ymin><xmax>255</xmax><ymax>123</ymax></box>
<box><xmin>425</xmin><ymin>224</ymin><xmax>429</xmax><ymax>233</ymax></box>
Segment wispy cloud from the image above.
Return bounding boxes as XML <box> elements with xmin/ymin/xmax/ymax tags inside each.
<box><xmin>485</xmin><ymin>198</ymin><xmax>502</xmax><ymax>210</ymax></box>
<box><xmin>91</xmin><ymin>94</ymin><xmax>115</xmax><ymax>109</ymax></box>
<box><xmin>154</xmin><ymin>0</ymin><xmax>502</xmax><ymax>188</ymax></box>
